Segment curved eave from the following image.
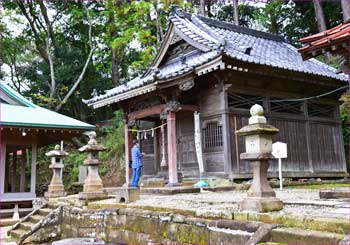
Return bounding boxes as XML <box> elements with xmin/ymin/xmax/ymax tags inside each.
<box><xmin>222</xmin><ymin>52</ymin><xmax>348</xmax><ymax>83</ymax></box>
<box><xmin>89</xmin><ymin>83</ymin><xmax>158</xmax><ymax>109</ymax></box>
<box><xmin>143</xmin><ymin>23</ymin><xmax>175</xmax><ymax>77</ymax></box>
<box><xmin>0</xmin><ymin>122</ymin><xmax>95</xmax><ymax>130</ymax></box>
<box><xmin>0</xmin><ymin>84</ymin><xmax>35</xmax><ymax>108</ymax></box>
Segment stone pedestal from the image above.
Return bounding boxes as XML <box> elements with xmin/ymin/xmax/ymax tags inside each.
<box><xmin>45</xmin><ymin>167</ymin><xmax>66</xmax><ymax>198</ymax></box>
<box><xmin>45</xmin><ymin>145</ymin><xmax>68</xmax><ymax>199</ymax></box>
<box><xmin>114</xmin><ymin>187</ymin><xmax>140</xmax><ymax>203</ymax></box>
<box><xmin>236</xmin><ymin>104</ymin><xmax>283</xmax><ymax>212</ymax></box>
<box><xmin>79</xmin><ymin>132</ymin><xmax>108</xmax><ymax>201</ymax></box>
<box><xmin>79</xmin><ymin>165</ymin><xmax>107</xmax><ymax>200</ymax></box>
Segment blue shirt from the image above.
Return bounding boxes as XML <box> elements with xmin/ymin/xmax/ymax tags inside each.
<box><xmin>131</xmin><ymin>146</ymin><xmax>143</xmax><ymax>168</ymax></box>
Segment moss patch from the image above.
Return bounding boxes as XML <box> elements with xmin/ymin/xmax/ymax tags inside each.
<box><xmin>286</xmin><ymin>183</ymin><xmax>350</xmax><ymax>189</ymax></box>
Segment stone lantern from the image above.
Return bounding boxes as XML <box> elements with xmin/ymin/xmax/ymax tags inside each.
<box><xmin>79</xmin><ymin>131</ymin><xmax>108</xmax><ymax>201</ymax></box>
<box><xmin>235</xmin><ymin>104</ymin><xmax>283</xmax><ymax>212</ymax></box>
<box><xmin>45</xmin><ymin>145</ymin><xmax>68</xmax><ymax>198</ymax></box>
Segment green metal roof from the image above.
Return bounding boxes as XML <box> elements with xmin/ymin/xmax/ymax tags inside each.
<box><xmin>0</xmin><ymin>83</ymin><xmax>95</xmax><ymax>130</ymax></box>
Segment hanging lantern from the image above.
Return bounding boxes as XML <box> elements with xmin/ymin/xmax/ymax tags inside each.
<box><xmin>144</xmin><ymin>131</ymin><xmax>147</xmax><ymax>140</ymax></box>
<box><xmin>137</xmin><ymin>132</ymin><xmax>140</xmax><ymax>140</ymax></box>
<box><xmin>151</xmin><ymin>128</ymin><xmax>155</xmax><ymax>138</ymax></box>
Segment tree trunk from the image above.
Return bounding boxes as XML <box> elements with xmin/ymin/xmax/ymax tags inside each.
<box><xmin>111</xmin><ymin>47</ymin><xmax>119</xmax><ymax>85</ymax></box>
<box><xmin>341</xmin><ymin>0</ymin><xmax>350</xmax><ymax>22</ymax></box>
<box><xmin>233</xmin><ymin>0</ymin><xmax>239</xmax><ymax>25</ymax></box>
<box><xmin>312</xmin><ymin>0</ymin><xmax>331</xmax><ymax>61</ymax></box>
<box><xmin>200</xmin><ymin>0</ymin><xmax>205</xmax><ymax>16</ymax></box>
<box><xmin>312</xmin><ymin>0</ymin><xmax>327</xmax><ymax>32</ymax></box>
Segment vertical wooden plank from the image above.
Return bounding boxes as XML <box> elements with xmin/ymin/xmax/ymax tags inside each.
<box><xmin>5</xmin><ymin>152</ymin><xmax>9</xmax><ymax>192</ymax></box>
<box><xmin>30</xmin><ymin>143</ymin><xmax>37</xmax><ymax>195</ymax></box>
<box><xmin>154</xmin><ymin>128</ymin><xmax>160</xmax><ymax>174</ymax></box>
<box><xmin>0</xmin><ymin>142</ymin><xmax>6</xmax><ymax>194</ymax></box>
<box><xmin>221</xmin><ymin>89</ymin><xmax>232</xmax><ymax>174</ymax></box>
<box><xmin>11</xmin><ymin>151</ymin><xmax>17</xmax><ymax>192</ymax></box>
<box><xmin>304</xmin><ymin>101</ymin><xmax>314</xmax><ymax>173</ymax></box>
<box><xmin>167</xmin><ymin>112</ymin><xmax>178</xmax><ymax>185</ymax></box>
<box><xmin>20</xmin><ymin>149</ymin><xmax>26</xmax><ymax>192</ymax></box>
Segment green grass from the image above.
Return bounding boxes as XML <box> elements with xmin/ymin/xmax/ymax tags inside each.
<box><xmin>286</xmin><ymin>183</ymin><xmax>350</xmax><ymax>190</ymax></box>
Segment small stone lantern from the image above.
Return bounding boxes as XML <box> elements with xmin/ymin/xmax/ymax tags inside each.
<box><xmin>79</xmin><ymin>131</ymin><xmax>108</xmax><ymax>200</ymax></box>
<box><xmin>45</xmin><ymin>145</ymin><xmax>68</xmax><ymax>199</ymax></box>
<box><xmin>235</xmin><ymin>104</ymin><xmax>283</xmax><ymax>212</ymax></box>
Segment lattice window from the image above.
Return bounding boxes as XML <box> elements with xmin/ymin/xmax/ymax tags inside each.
<box><xmin>308</xmin><ymin>102</ymin><xmax>335</xmax><ymax>118</ymax></box>
<box><xmin>202</xmin><ymin>121</ymin><xmax>223</xmax><ymax>149</ymax></box>
<box><xmin>270</xmin><ymin>99</ymin><xmax>303</xmax><ymax>114</ymax></box>
<box><xmin>228</xmin><ymin>92</ymin><xmax>263</xmax><ymax>110</ymax></box>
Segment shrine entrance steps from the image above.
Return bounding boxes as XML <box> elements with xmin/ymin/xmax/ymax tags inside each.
<box><xmin>8</xmin><ymin>206</ymin><xmax>54</xmax><ymax>244</ymax></box>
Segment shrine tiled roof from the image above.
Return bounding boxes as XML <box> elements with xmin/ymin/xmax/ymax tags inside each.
<box><xmin>84</xmin><ymin>7</ymin><xmax>348</xmax><ymax>109</ymax></box>
<box><xmin>0</xmin><ymin>83</ymin><xmax>95</xmax><ymax>130</ymax></box>
<box><xmin>299</xmin><ymin>21</ymin><xmax>350</xmax><ymax>54</ymax></box>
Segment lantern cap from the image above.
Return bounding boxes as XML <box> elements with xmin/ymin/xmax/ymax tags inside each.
<box><xmin>45</xmin><ymin>144</ymin><xmax>69</xmax><ymax>157</ymax></box>
<box><xmin>235</xmin><ymin>123</ymin><xmax>279</xmax><ymax>136</ymax></box>
<box><xmin>79</xmin><ymin>131</ymin><xmax>106</xmax><ymax>152</ymax></box>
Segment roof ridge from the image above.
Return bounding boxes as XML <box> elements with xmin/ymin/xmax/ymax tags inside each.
<box><xmin>196</xmin><ymin>15</ymin><xmax>285</xmax><ymax>42</ymax></box>
<box><xmin>0</xmin><ymin>82</ymin><xmax>36</xmax><ymax>108</ymax></box>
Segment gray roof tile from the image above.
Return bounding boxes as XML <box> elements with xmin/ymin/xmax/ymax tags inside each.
<box><xmin>84</xmin><ymin>8</ymin><xmax>347</xmax><ymax>107</ymax></box>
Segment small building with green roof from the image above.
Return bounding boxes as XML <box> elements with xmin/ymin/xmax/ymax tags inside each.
<box><xmin>0</xmin><ymin>82</ymin><xmax>94</xmax><ymax>218</ymax></box>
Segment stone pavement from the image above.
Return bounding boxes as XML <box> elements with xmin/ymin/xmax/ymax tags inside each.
<box><xmin>97</xmin><ymin>188</ymin><xmax>350</xmax><ymax>220</ymax></box>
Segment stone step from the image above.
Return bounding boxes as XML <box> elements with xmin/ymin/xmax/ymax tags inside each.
<box><xmin>8</xmin><ymin>229</ymin><xmax>26</xmax><ymax>241</ymax></box>
<box><xmin>28</xmin><ymin>214</ymin><xmax>46</xmax><ymax>223</ymax></box>
<box><xmin>19</xmin><ymin>221</ymin><xmax>36</xmax><ymax>232</ymax></box>
<box><xmin>269</xmin><ymin>227</ymin><xmax>345</xmax><ymax>244</ymax></box>
<box><xmin>38</xmin><ymin>208</ymin><xmax>52</xmax><ymax>216</ymax></box>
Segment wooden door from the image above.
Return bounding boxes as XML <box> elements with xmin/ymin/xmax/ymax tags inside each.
<box><xmin>177</xmin><ymin>112</ymin><xmax>198</xmax><ymax>176</ymax></box>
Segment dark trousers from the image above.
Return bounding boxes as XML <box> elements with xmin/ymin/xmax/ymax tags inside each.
<box><xmin>132</xmin><ymin>167</ymin><xmax>142</xmax><ymax>187</ymax></box>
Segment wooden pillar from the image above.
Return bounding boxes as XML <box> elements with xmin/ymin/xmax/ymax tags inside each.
<box><xmin>124</xmin><ymin>124</ymin><xmax>133</xmax><ymax>186</ymax></box>
<box><xmin>11</xmin><ymin>151</ymin><xmax>17</xmax><ymax>192</ymax></box>
<box><xmin>167</xmin><ymin>112</ymin><xmax>179</xmax><ymax>185</ymax></box>
<box><xmin>20</xmin><ymin>149</ymin><xmax>26</xmax><ymax>192</ymax></box>
<box><xmin>0</xmin><ymin>143</ymin><xmax>6</xmax><ymax>195</ymax></box>
<box><xmin>220</xmin><ymin>86</ymin><xmax>232</xmax><ymax>174</ymax></box>
<box><xmin>30</xmin><ymin>144</ymin><xmax>37</xmax><ymax>195</ymax></box>
<box><xmin>304</xmin><ymin>101</ymin><xmax>314</xmax><ymax>173</ymax></box>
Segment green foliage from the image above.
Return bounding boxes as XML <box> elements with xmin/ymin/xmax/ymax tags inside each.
<box><xmin>341</xmin><ymin>104</ymin><xmax>349</xmax><ymax>146</ymax></box>
<box><xmin>215</xmin><ymin>3</ymin><xmax>257</xmax><ymax>28</ymax></box>
<box><xmin>253</xmin><ymin>0</ymin><xmax>289</xmax><ymax>35</ymax></box>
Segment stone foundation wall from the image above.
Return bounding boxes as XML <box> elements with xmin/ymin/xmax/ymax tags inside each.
<box><xmin>60</xmin><ymin>207</ymin><xmax>262</xmax><ymax>244</ymax></box>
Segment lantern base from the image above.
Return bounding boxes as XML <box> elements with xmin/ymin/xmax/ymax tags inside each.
<box><xmin>114</xmin><ymin>187</ymin><xmax>140</xmax><ymax>203</ymax></box>
<box><xmin>79</xmin><ymin>191</ymin><xmax>108</xmax><ymax>201</ymax></box>
<box><xmin>45</xmin><ymin>191</ymin><xmax>66</xmax><ymax>199</ymax></box>
<box><xmin>240</xmin><ymin>197</ymin><xmax>283</xmax><ymax>212</ymax></box>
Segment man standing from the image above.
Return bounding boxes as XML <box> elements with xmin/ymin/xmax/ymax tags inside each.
<box><xmin>131</xmin><ymin>140</ymin><xmax>143</xmax><ymax>187</ymax></box>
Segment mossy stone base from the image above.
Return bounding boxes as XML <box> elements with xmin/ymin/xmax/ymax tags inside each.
<box><xmin>240</xmin><ymin>197</ymin><xmax>283</xmax><ymax>212</ymax></box>
<box><xmin>79</xmin><ymin>191</ymin><xmax>108</xmax><ymax>201</ymax></box>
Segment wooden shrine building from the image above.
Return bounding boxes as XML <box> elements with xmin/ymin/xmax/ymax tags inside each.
<box><xmin>0</xmin><ymin>83</ymin><xmax>94</xmax><ymax>218</ymax></box>
<box><xmin>298</xmin><ymin>20</ymin><xmax>350</xmax><ymax>171</ymax></box>
<box><xmin>84</xmin><ymin>7</ymin><xmax>348</xmax><ymax>185</ymax></box>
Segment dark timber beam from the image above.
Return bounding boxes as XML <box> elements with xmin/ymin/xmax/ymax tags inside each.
<box><xmin>128</xmin><ymin>104</ymin><xmax>199</xmax><ymax>121</ymax></box>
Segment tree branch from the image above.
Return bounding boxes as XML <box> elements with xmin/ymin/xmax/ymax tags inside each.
<box><xmin>38</xmin><ymin>0</ymin><xmax>56</xmax><ymax>48</ymax></box>
<box><xmin>16</xmin><ymin>0</ymin><xmax>49</xmax><ymax>63</ymax></box>
<box><xmin>55</xmin><ymin>2</ymin><xmax>95</xmax><ymax>111</ymax></box>
<box><xmin>46</xmin><ymin>37</ymin><xmax>56</xmax><ymax>100</ymax></box>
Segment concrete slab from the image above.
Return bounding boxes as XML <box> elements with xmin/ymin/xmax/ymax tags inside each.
<box><xmin>323</xmin><ymin>208</ymin><xmax>350</xmax><ymax>219</ymax></box>
<box><xmin>320</xmin><ymin>188</ymin><xmax>350</xmax><ymax>199</ymax></box>
<box><xmin>283</xmin><ymin>200</ymin><xmax>347</xmax><ymax>207</ymax></box>
<box><xmin>140</xmin><ymin>185</ymin><xmax>236</xmax><ymax>195</ymax></box>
